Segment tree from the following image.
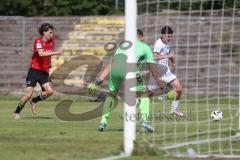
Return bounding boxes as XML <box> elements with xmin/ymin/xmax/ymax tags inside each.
<box><xmin>0</xmin><ymin>0</ymin><xmax>124</xmax><ymax>16</ymax></box>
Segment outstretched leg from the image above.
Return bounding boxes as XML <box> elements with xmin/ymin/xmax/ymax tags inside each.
<box><xmin>138</xmin><ymin>97</ymin><xmax>154</xmax><ymax>132</ymax></box>
<box><xmin>13</xmin><ymin>87</ymin><xmax>34</xmax><ymax>119</ymax></box>
<box><xmin>30</xmin><ymin>82</ymin><xmax>54</xmax><ymax>114</ymax></box>
<box><xmin>98</xmin><ymin>94</ymin><xmax>118</xmax><ymax>131</ymax></box>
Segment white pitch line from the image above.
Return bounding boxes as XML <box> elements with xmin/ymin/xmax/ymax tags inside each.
<box><xmin>160</xmin><ymin>136</ymin><xmax>240</xmax><ymax>150</ymax></box>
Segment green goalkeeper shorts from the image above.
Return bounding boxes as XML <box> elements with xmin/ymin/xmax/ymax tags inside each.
<box><xmin>135</xmin><ymin>73</ymin><xmax>146</xmax><ymax>92</ymax></box>
<box><xmin>107</xmin><ymin>54</ymin><xmax>146</xmax><ymax>93</ymax></box>
<box><xmin>108</xmin><ymin>71</ymin><xmax>146</xmax><ymax>93</ymax></box>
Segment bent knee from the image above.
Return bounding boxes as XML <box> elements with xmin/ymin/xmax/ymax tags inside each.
<box><xmin>46</xmin><ymin>88</ymin><xmax>55</xmax><ymax>96</ymax></box>
<box><xmin>175</xmin><ymin>85</ymin><xmax>182</xmax><ymax>93</ymax></box>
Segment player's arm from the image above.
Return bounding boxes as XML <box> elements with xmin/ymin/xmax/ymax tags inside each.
<box><xmin>37</xmin><ymin>48</ymin><xmax>64</xmax><ymax>57</ymax></box>
<box><xmin>168</xmin><ymin>51</ymin><xmax>176</xmax><ymax>67</ymax></box>
<box><xmin>145</xmin><ymin>44</ymin><xmax>165</xmax><ymax>89</ymax></box>
<box><xmin>153</xmin><ymin>41</ymin><xmax>169</xmax><ymax>60</ymax></box>
<box><xmin>153</xmin><ymin>50</ymin><xmax>176</xmax><ymax>60</ymax></box>
<box><xmin>147</xmin><ymin>63</ymin><xmax>164</xmax><ymax>90</ymax></box>
<box><xmin>87</xmin><ymin>64</ymin><xmax>110</xmax><ymax>94</ymax></box>
<box><xmin>169</xmin><ymin>57</ymin><xmax>175</xmax><ymax>64</ymax></box>
<box><xmin>99</xmin><ymin>64</ymin><xmax>110</xmax><ymax>81</ymax></box>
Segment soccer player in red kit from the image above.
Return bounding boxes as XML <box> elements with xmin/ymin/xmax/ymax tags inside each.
<box><xmin>13</xmin><ymin>23</ymin><xmax>64</xmax><ymax>119</ymax></box>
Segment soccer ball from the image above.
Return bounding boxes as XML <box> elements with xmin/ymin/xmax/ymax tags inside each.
<box><xmin>166</xmin><ymin>90</ymin><xmax>176</xmax><ymax>101</ymax></box>
<box><xmin>210</xmin><ymin>110</ymin><xmax>223</xmax><ymax>121</ymax></box>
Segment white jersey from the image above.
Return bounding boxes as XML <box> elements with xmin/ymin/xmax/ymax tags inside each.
<box><xmin>148</xmin><ymin>38</ymin><xmax>177</xmax><ymax>89</ymax></box>
<box><xmin>153</xmin><ymin>38</ymin><xmax>170</xmax><ymax>68</ymax></box>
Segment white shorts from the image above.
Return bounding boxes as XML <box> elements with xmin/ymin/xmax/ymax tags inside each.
<box><xmin>148</xmin><ymin>69</ymin><xmax>177</xmax><ymax>91</ymax></box>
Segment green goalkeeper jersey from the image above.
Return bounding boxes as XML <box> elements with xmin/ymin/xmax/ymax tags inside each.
<box><xmin>108</xmin><ymin>40</ymin><xmax>155</xmax><ymax>92</ymax></box>
<box><xmin>111</xmin><ymin>40</ymin><xmax>155</xmax><ymax>75</ymax></box>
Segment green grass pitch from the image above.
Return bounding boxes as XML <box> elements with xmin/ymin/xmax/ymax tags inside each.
<box><xmin>0</xmin><ymin>97</ymin><xmax>239</xmax><ymax>160</ymax></box>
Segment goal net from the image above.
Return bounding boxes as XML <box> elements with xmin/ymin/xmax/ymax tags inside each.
<box><xmin>136</xmin><ymin>0</ymin><xmax>240</xmax><ymax>158</ymax></box>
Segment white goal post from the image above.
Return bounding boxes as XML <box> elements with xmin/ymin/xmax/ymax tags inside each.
<box><xmin>124</xmin><ymin>0</ymin><xmax>240</xmax><ymax>158</ymax></box>
<box><xmin>124</xmin><ymin>0</ymin><xmax>137</xmax><ymax>156</ymax></box>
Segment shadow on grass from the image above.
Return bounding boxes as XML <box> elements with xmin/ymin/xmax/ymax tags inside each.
<box><xmin>24</xmin><ymin>116</ymin><xmax>54</xmax><ymax>120</ymax></box>
<box><xmin>98</xmin><ymin>128</ymin><xmax>124</xmax><ymax>132</ymax></box>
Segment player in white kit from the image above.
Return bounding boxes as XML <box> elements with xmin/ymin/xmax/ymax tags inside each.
<box><xmin>149</xmin><ymin>26</ymin><xmax>183</xmax><ymax>116</ymax></box>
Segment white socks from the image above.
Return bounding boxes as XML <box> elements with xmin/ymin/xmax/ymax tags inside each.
<box><xmin>171</xmin><ymin>100</ymin><xmax>179</xmax><ymax>112</ymax></box>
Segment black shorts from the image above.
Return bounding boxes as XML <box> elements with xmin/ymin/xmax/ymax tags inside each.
<box><xmin>26</xmin><ymin>68</ymin><xmax>52</xmax><ymax>89</ymax></box>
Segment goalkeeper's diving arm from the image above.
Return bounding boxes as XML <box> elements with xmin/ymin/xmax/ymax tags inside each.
<box><xmin>87</xmin><ymin>65</ymin><xmax>110</xmax><ymax>94</ymax></box>
<box><xmin>98</xmin><ymin>64</ymin><xmax>110</xmax><ymax>82</ymax></box>
<box><xmin>147</xmin><ymin>63</ymin><xmax>164</xmax><ymax>90</ymax></box>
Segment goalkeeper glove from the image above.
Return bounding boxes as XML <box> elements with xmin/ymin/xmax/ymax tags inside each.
<box><xmin>87</xmin><ymin>78</ymin><xmax>103</xmax><ymax>94</ymax></box>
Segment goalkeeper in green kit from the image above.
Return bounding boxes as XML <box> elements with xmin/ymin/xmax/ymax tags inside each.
<box><xmin>88</xmin><ymin>29</ymin><xmax>165</xmax><ymax>132</ymax></box>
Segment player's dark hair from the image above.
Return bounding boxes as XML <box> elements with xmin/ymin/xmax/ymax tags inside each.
<box><xmin>39</xmin><ymin>23</ymin><xmax>53</xmax><ymax>36</ymax></box>
<box><xmin>137</xmin><ymin>29</ymin><xmax>144</xmax><ymax>37</ymax></box>
<box><xmin>161</xmin><ymin>26</ymin><xmax>173</xmax><ymax>34</ymax></box>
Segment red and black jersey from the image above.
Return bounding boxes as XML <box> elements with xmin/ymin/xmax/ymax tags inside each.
<box><xmin>30</xmin><ymin>37</ymin><xmax>55</xmax><ymax>72</ymax></box>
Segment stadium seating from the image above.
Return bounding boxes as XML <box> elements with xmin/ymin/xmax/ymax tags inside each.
<box><xmin>0</xmin><ymin>16</ymin><xmax>239</xmax><ymax>96</ymax></box>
